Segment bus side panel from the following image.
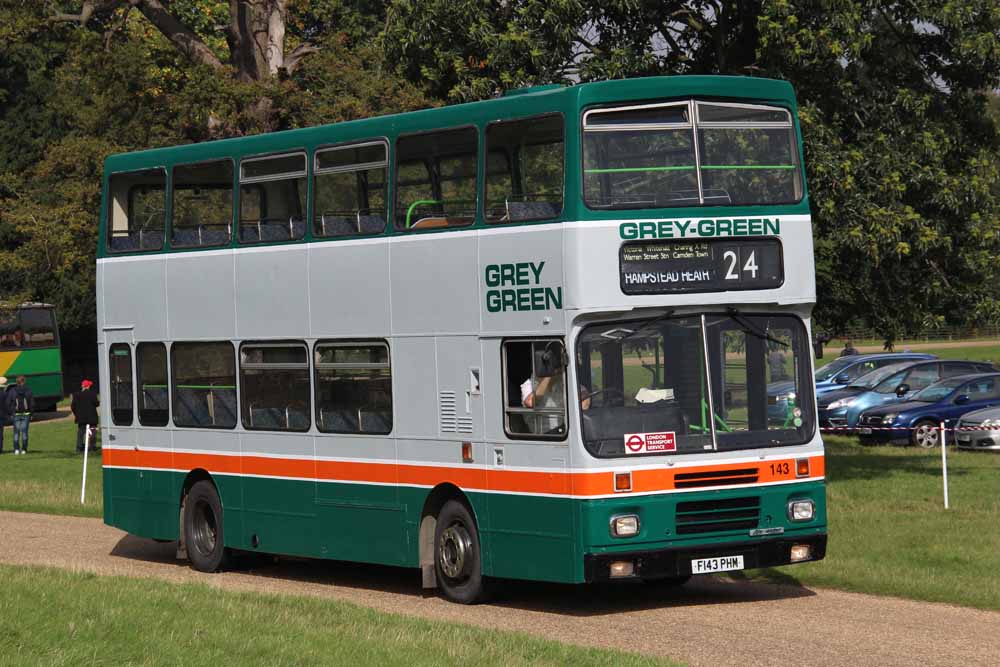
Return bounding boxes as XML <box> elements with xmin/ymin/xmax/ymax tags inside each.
<box><xmin>315</xmin><ymin>435</ymin><xmax>405</xmax><ymax>567</ymax></box>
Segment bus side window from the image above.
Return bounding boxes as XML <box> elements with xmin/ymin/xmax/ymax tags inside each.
<box><xmin>314</xmin><ymin>141</ymin><xmax>388</xmax><ymax>238</ymax></box>
<box><xmin>107</xmin><ymin>168</ymin><xmax>166</xmax><ymax>252</ymax></box>
<box><xmin>485</xmin><ymin>115</ymin><xmax>564</xmax><ymax>223</ymax></box>
<box><xmin>240</xmin><ymin>342</ymin><xmax>311</xmax><ymax>432</ymax></box>
<box><xmin>238</xmin><ymin>152</ymin><xmax>307</xmax><ymax>244</ymax></box>
<box><xmin>137</xmin><ymin>342</ymin><xmax>169</xmax><ymax>427</ymax></box>
<box><xmin>109</xmin><ymin>343</ymin><xmax>134</xmax><ymax>426</ymax></box>
<box><xmin>171</xmin><ymin>159</ymin><xmax>234</xmax><ymax>248</ymax></box>
<box><xmin>171</xmin><ymin>342</ymin><xmax>238</xmax><ymax>429</ymax></box>
<box><xmin>395</xmin><ymin>127</ymin><xmax>477</xmax><ymax>231</ymax></box>
<box><xmin>503</xmin><ymin>339</ymin><xmax>567</xmax><ymax>439</ymax></box>
<box><xmin>314</xmin><ymin>342</ymin><xmax>392</xmax><ymax>435</ymax></box>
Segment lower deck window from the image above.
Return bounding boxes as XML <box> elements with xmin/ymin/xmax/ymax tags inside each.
<box><xmin>137</xmin><ymin>342</ymin><xmax>169</xmax><ymax>426</ymax></box>
<box><xmin>171</xmin><ymin>342</ymin><xmax>237</xmax><ymax>428</ymax></box>
<box><xmin>240</xmin><ymin>343</ymin><xmax>311</xmax><ymax>431</ymax></box>
<box><xmin>315</xmin><ymin>342</ymin><xmax>392</xmax><ymax>434</ymax></box>
<box><xmin>109</xmin><ymin>343</ymin><xmax>134</xmax><ymax>425</ymax></box>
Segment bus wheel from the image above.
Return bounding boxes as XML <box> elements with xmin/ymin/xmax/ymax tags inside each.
<box><xmin>911</xmin><ymin>420</ymin><xmax>940</xmax><ymax>449</ymax></box>
<box><xmin>434</xmin><ymin>500</ymin><xmax>487</xmax><ymax>604</ymax></box>
<box><xmin>184</xmin><ymin>480</ymin><xmax>231</xmax><ymax>572</ymax></box>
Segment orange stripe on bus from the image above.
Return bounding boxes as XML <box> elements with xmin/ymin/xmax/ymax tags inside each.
<box><xmin>103</xmin><ymin>448</ymin><xmax>823</xmax><ymax>497</ymax></box>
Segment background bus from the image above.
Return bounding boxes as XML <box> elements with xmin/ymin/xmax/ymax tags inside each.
<box><xmin>0</xmin><ymin>303</ymin><xmax>63</xmax><ymax>412</ymax></box>
<box><xmin>98</xmin><ymin>75</ymin><xmax>825</xmax><ymax>603</ymax></box>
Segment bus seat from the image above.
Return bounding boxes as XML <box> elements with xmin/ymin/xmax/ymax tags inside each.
<box><xmin>288</xmin><ymin>410</ymin><xmax>310</xmax><ymax>431</ymax></box>
<box><xmin>172</xmin><ymin>228</ymin><xmax>201</xmax><ymax>247</ymax></box>
<box><xmin>110</xmin><ymin>234</ymin><xmax>140</xmax><ymax>251</ymax></box>
<box><xmin>358</xmin><ymin>215</ymin><xmax>385</xmax><ymax>235</ymax></box>
<box><xmin>200</xmin><ymin>225</ymin><xmax>230</xmax><ymax>245</ymax></box>
<box><xmin>506</xmin><ymin>200</ymin><xmax>561</xmax><ymax>221</ymax></box>
<box><xmin>140</xmin><ymin>230</ymin><xmax>165</xmax><ymax>249</ymax></box>
<box><xmin>410</xmin><ymin>217</ymin><xmax>449</xmax><ymax>229</ymax></box>
<box><xmin>321</xmin><ymin>409</ymin><xmax>358</xmax><ymax>432</ymax></box>
<box><xmin>142</xmin><ymin>386</ymin><xmax>169</xmax><ymax>411</ymax></box>
<box><xmin>360</xmin><ymin>411</ymin><xmax>391</xmax><ymax>433</ymax></box>
<box><xmin>214</xmin><ymin>390</ymin><xmax>238</xmax><ymax>425</ymax></box>
<box><xmin>319</xmin><ymin>215</ymin><xmax>356</xmax><ymax>237</ymax></box>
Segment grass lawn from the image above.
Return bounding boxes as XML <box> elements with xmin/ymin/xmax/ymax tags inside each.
<box><xmin>747</xmin><ymin>435</ymin><xmax>1000</xmax><ymax>611</ymax></box>
<box><xmin>817</xmin><ymin>343</ymin><xmax>1000</xmax><ymax>366</ymax></box>
<box><xmin>0</xmin><ymin>565</ymin><xmax>676</xmax><ymax>667</ymax></box>
<box><xmin>0</xmin><ymin>418</ymin><xmax>102</xmax><ymax>518</ymax></box>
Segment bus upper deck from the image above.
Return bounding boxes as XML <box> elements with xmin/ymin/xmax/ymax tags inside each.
<box><xmin>0</xmin><ymin>303</ymin><xmax>63</xmax><ymax>410</ymax></box>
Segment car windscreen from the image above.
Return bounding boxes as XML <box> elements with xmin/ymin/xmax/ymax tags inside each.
<box><xmin>912</xmin><ymin>378</ymin><xmax>965</xmax><ymax>402</ymax></box>
<box><xmin>814</xmin><ymin>357</ymin><xmax>854</xmax><ymax>382</ymax></box>
<box><xmin>576</xmin><ymin>312</ymin><xmax>814</xmax><ymax>457</ymax></box>
<box><xmin>850</xmin><ymin>363</ymin><xmax>914</xmax><ymax>390</ymax></box>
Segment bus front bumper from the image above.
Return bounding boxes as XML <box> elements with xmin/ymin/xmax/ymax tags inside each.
<box><xmin>584</xmin><ymin>533</ymin><xmax>827</xmax><ymax>582</ymax></box>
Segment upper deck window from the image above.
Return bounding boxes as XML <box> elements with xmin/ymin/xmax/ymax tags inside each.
<box><xmin>314</xmin><ymin>141</ymin><xmax>388</xmax><ymax>237</ymax></box>
<box><xmin>0</xmin><ymin>307</ymin><xmax>58</xmax><ymax>350</ymax></box>
<box><xmin>395</xmin><ymin>127</ymin><xmax>477</xmax><ymax>231</ymax></box>
<box><xmin>485</xmin><ymin>115</ymin><xmax>564</xmax><ymax>224</ymax></box>
<box><xmin>107</xmin><ymin>168</ymin><xmax>166</xmax><ymax>253</ymax></box>
<box><xmin>583</xmin><ymin>101</ymin><xmax>801</xmax><ymax>209</ymax></box>
<box><xmin>239</xmin><ymin>152</ymin><xmax>307</xmax><ymax>244</ymax></box>
<box><xmin>172</xmin><ymin>160</ymin><xmax>234</xmax><ymax>248</ymax></box>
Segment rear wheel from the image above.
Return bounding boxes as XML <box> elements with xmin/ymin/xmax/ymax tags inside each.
<box><xmin>911</xmin><ymin>420</ymin><xmax>940</xmax><ymax>449</ymax></box>
<box><xmin>184</xmin><ymin>480</ymin><xmax>231</xmax><ymax>572</ymax></box>
<box><xmin>434</xmin><ymin>500</ymin><xmax>488</xmax><ymax>604</ymax></box>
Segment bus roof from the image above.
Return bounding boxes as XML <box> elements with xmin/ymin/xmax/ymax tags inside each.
<box><xmin>103</xmin><ymin>75</ymin><xmax>798</xmax><ymax>173</ymax></box>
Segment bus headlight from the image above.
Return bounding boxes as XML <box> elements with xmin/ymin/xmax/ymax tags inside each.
<box><xmin>610</xmin><ymin>515</ymin><xmax>640</xmax><ymax>537</ymax></box>
<box><xmin>787</xmin><ymin>499</ymin><xmax>815</xmax><ymax>522</ymax></box>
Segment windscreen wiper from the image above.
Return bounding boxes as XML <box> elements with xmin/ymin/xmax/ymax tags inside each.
<box><xmin>602</xmin><ymin>309</ymin><xmax>676</xmax><ymax>342</ymax></box>
<box><xmin>726</xmin><ymin>308</ymin><xmax>788</xmax><ymax>348</ymax></box>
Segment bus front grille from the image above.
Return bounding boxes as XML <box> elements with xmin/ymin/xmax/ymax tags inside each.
<box><xmin>673</xmin><ymin>467</ymin><xmax>759</xmax><ymax>488</ymax></box>
<box><xmin>675</xmin><ymin>496</ymin><xmax>761</xmax><ymax>535</ymax></box>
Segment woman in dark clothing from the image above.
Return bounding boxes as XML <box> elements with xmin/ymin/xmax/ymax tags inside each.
<box><xmin>71</xmin><ymin>380</ymin><xmax>100</xmax><ymax>453</ymax></box>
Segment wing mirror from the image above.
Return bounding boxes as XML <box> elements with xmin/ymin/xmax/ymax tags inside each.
<box><xmin>954</xmin><ymin>394</ymin><xmax>971</xmax><ymax>405</ymax></box>
<box><xmin>895</xmin><ymin>383</ymin><xmax>910</xmax><ymax>397</ymax></box>
<box><xmin>835</xmin><ymin>372</ymin><xmax>851</xmax><ymax>384</ymax></box>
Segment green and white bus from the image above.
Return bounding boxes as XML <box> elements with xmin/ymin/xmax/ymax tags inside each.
<box><xmin>0</xmin><ymin>303</ymin><xmax>63</xmax><ymax>412</ymax></box>
<box><xmin>99</xmin><ymin>76</ymin><xmax>826</xmax><ymax>603</ymax></box>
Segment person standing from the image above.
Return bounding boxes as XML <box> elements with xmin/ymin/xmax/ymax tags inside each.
<box><xmin>71</xmin><ymin>379</ymin><xmax>100</xmax><ymax>453</ymax></box>
<box><xmin>839</xmin><ymin>340</ymin><xmax>859</xmax><ymax>357</ymax></box>
<box><xmin>9</xmin><ymin>375</ymin><xmax>33</xmax><ymax>455</ymax></box>
<box><xmin>0</xmin><ymin>376</ymin><xmax>9</xmax><ymax>454</ymax></box>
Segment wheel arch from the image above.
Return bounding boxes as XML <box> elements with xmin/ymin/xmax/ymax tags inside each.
<box><xmin>418</xmin><ymin>483</ymin><xmax>483</xmax><ymax>589</ymax></box>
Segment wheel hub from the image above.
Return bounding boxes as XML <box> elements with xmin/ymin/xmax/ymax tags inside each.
<box><xmin>915</xmin><ymin>424</ymin><xmax>938</xmax><ymax>448</ymax></box>
<box><xmin>192</xmin><ymin>500</ymin><xmax>218</xmax><ymax>556</ymax></box>
<box><xmin>438</xmin><ymin>523</ymin><xmax>472</xmax><ymax>580</ymax></box>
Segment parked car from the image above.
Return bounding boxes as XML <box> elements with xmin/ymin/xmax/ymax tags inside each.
<box><xmin>955</xmin><ymin>405</ymin><xmax>1000</xmax><ymax>451</ymax></box>
<box><xmin>816</xmin><ymin>359</ymin><xmax>995</xmax><ymax>429</ymax></box>
<box><xmin>810</xmin><ymin>352</ymin><xmax>936</xmax><ymax>396</ymax></box>
<box><xmin>857</xmin><ymin>372</ymin><xmax>1000</xmax><ymax>447</ymax></box>
<box><xmin>769</xmin><ymin>352</ymin><xmax>936</xmax><ymax>424</ymax></box>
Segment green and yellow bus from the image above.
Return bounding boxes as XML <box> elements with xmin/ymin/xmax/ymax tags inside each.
<box><xmin>99</xmin><ymin>76</ymin><xmax>826</xmax><ymax>603</ymax></box>
<box><xmin>0</xmin><ymin>303</ymin><xmax>63</xmax><ymax>412</ymax></box>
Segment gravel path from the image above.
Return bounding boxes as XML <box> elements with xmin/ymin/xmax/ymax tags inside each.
<box><xmin>3</xmin><ymin>510</ymin><xmax>999</xmax><ymax>666</ymax></box>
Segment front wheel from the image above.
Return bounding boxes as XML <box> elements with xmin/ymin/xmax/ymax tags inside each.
<box><xmin>911</xmin><ymin>420</ymin><xmax>941</xmax><ymax>449</ymax></box>
<box><xmin>183</xmin><ymin>480</ymin><xmax>231</xmax><ymax>572</ymax></box>
<box><xmin>434</xmin><ymin>500</ymin><xmax>488</xmax><ymax>604</ymax></box>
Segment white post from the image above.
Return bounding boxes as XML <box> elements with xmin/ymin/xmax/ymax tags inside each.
<box><xmin>940</xmin><ymin>421</ymin><xmax>949</xmax><ymax>510</ymax></box>
<box><xmin>80</xmin><ymin>426</ymin><xmax>91</xmax><ymax>505</ymax></box>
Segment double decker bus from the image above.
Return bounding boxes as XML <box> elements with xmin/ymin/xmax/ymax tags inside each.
<box><xmin>0</xmin><ymin>303</ymin><xmax>63</xmax><ymax>412</ymax></box>
<box><xmin>98</xmin><ymin>76</ymin><xmax>825</xmax><ymax>603</ymax></box>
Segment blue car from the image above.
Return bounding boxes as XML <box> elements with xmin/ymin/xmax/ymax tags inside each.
<box><xmin>857</xmin><ymin>372</ymin><xmax>1000</xmax><ymax>447</ymax></box>
<box><xmin>816</xmin><ymin>359</ymin><xmax>996</xmax><ymax>429</ymax></box>
<box><xmin>811</xmin><ymin>352</ymin><xmax>936</xmax><ymax>396</ymax></box>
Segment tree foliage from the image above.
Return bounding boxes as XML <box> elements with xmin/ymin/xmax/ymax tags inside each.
<box><xmin>0</xmin><ymin>0</ymin><xmax>998</xmax><ymax>343</ymax></box>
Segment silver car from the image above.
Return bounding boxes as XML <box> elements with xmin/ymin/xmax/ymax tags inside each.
<box><xmin>956</xmin><ymin>406</ymin><xmax>1000</xmax><ymax>451</ymax></box>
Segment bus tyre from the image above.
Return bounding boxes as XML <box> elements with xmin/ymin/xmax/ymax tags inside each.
<box><xmin>434</xmin><ymin>500</ymin><xmax>488</xmax><ymax>604</ymax></box>
<box><xmin>911</xmin><ymin>420</ymin><xmax>940</xmax><ymax>449</ymax></box>
<box><xmin>184</xmin><ymin>480</ymin><xmax>231</xmax><ymax>572</ymax></box>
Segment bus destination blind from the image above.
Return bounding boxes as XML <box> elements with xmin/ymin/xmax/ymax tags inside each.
<box><xmin>619</xmin><ymin>239</ymin><xmax>783</xmax><ymax>294</ymax></box>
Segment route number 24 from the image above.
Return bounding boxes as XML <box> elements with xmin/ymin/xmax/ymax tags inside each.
<box><xmin>723</xmin><ymin>250</ymin><xmax>758</xmax><ymax>280</ymax></box>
